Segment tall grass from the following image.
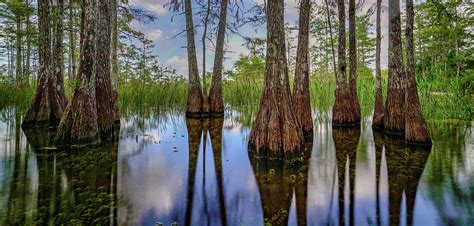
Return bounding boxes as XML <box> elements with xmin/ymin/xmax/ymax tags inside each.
<box><xmin>0</xmin><ymin>75</ymin><xmax>471</xmax><ymax>123</ymax></box>
<box><xmin>119</xmin><ymin>81</ymin><xmax>187</xmax><ymax>116</ymax></box>
<box><xmin>418</xmin><ymin>75</ymin><xmax>473</xmax><ymax>120</ymax></box>
<box><xmin>0</xmin><ymin>83</ymin><xmax>35</xmax><ymax>112</ymax></box>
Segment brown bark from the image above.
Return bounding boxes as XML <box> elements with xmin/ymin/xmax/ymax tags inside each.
<box><xmin>23</xmin><ymin>0</ymin><xmax>50</xmax><ymax>126</ymax></box>
<box><xmin>384</xmin><ymin>0</ymin><xmax>405</xmax><ymax>134</ymax></box>
<box><xmin>51</xmin><ymin>0</ymin><xmax>68</xmax><ymax>123</ymax></box>
<box><xmin>405</xmin><ymin>0</ymin><xmax>431</xmax><ymax>145</ymax></box>
<box><xmin>95</xmin><ymin>0</ymin><xmax>115</xmax><ymax>137</ymax></box>
<box><xmin>324</xmin><ymin>0</ymin><xmax>337</xmax><ymax>77</ymax></box>
<box><xmin>332</xmin><ymin>0</ymin><xmax>359</xmax><ymax>126</ymax></box>
<box><xmin>292</xmin><ymin>0</ymin><xmax>313</xmax><ymax>137</ymax></box>
<box><xmin>209</xmin><ymin>0</ymin><xmax>228</xmax><ymax>115</ymax></box>
<box><xmin>68</xmin><ymin>0</ymin><xmax>76</xmax><ymax>83</ymax></box>
<box><xmin>201</xmin><ymin>0</ymin><xmax>211</xmax><ymax>115</ymax></box>
<box><xmin>248</xmin><ymin>0</ymin><xmax>304</xmax><ymax>159</ymax></box>
<box><xmin>25</xmin><ymin>0</ymin><xmax>31</xmax><ymax>82</ymax></box>
<box><xmin>55</xmin><ymin>0</ymin><xmax>99</xmax><ymax>145</ymax></box>
<box><xmin>185</xmin><ymin>0</ymin><xmax>204</xmax><ymax>116</ymax></box>
<box><xmin>372</xmin><ymin>0</ymin><xmax>384</xmax><ymax>129</ymax></box>
<box><xmin>348</xmin><ymin>0</ymin><xmax>361</xmax><ymax>123</ymax></box>
<box><xmin>111</xmin><ymin>0</ymin><xmax>120</xmax><ymax>123</ymax></box>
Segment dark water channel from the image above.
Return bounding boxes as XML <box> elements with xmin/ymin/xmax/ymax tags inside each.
<box><xmin>0</xmin><ymin>107</ymin><xmax>473</xmax><ymax>225</ymax></box>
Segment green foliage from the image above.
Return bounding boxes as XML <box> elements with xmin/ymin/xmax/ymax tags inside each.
<box><xmin>356</xmin><ymin>13</ymin><xmax>376</xmax><ymax>68</ymax></box>
<box><xmin>0</xmin><ymin>81</ymin><xmax>34</xmax><ymax>111</ymax></box>
<box><xmin>418</xmin><ymin>74</ymin><xmax>473</xmax><ymax>120</ymax></box>
<box><xmin>357</xmin><ymin>65</ymin><xmax>374</xmax><ymax>79</ymax></box>
<box><xmin>309</xmin><ymin>3</ymin><xmax>375</xmax><ymax>76</ymax></box>
<box><xmin>227</xmin><ymin>55</ymin><xmax>265</xmax><ymax>82</ymax></box>
<box><xmin>68</xmin><ymin>79</ymin><xmax>80</xmax><ymax>89</ymax></box>
<box><xmin>414</xmin><ymin>1</ymin><xmax>473</xmax><ymax>77</ymax></box>
<box><xmin>0</xmin><ymin>0</ymin><xmax>37</xmax><ymax>82</ymax></box>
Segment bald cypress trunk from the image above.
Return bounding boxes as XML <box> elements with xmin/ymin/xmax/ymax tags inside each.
<box><xmin>23</xmin><ymin>0</ymin><xmax>63</xmax><ymax>127</ymax></box>
<box><xmin>185</xmin><ymin>0</ymin><xmax>203</xmax><ymax>116</ymax></box>
<box><xmin>201</xmin><ymin>0</ymin><xmax>211</xmax><ymax>115</ymax></box>
<box><xmin>95</xmin><ymin>0</ymin><xmax>115</xmax><ymax>137</ymax></box>
<box><xmin>51</xmin><ymin>0</ymin><xmax>68</xmax><ymax>123</ymax></box>
<box><xmin>209</xmin><ymin>0</ymin><xmax>228</xmax><ymax>115</ymax></box>
<box><xmin>332</xmin><ymin>0</ymin><xmax>359</xmax><ymax>126</ymax></box>
<box><xmin>292</xmin><ymin>0</ymin><xmax>313</xmax><ymax>137</ymax></box>
<box><xmin>55</xmin><ymin>0</ymin><xmax>99</xmax><ymax>145</ymax></box>
<box><xmin>348</xmin><ymin>0</ymin><xmax>360</xmax><ymax>123</ymax></box>
<box><xmin>384</xmin><ymin>0</ymin><xmax>405</xmax><ymax>134</ymax></box>
<box><xmin>372</xmin><ymin>0</ymin><xmax>384</xmax><ymax>129</ymax></box>
<box><xmin>248</xmin><ymin>0</ymin><xmax>304</xmax><ymax>159</ymax></box>
<box><xmin>405</xmin><ymin>0</ymin><xmax>431</xmax><ymax>145</ymax></box>
<box><xmin>68</xmin><ymin>0</ymin><xmax>76</xmax><ymax>83</ymax></box>
<box><xmin>111</xmin><ymin>0</ymin><xmax>120</xmax><ymax>123</ymax></box>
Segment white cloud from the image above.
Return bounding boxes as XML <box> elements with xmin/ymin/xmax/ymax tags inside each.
<box><xmin>224</xmin><ymin>38</ymin><xmax>251</xmax><ymax>70</ymax></box>
<box><xmin>129</xmin><ymin>0</ymin><xmax>168</xmax><ymax>15</ymax></box>
<box><xmin>165</xmin><ymin>55</ymin><xmax>188</xmax><ymax>77</ymax></box>
<box><xmin>146</xmin><ymin>29</ymin><xmax>164</xmax><ymax>41</ymax></box>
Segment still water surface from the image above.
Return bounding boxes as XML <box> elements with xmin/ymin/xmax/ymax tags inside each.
<box><xmin>0</xmin><ymin>108</ymin><xmax>473</xmax><ymax>225</ymax></box>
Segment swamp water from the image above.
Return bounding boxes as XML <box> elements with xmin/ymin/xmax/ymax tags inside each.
<box><xmin>0</xmin><ymin>107</ymin><xmax>473</xmax><ymax>225</ymax></box>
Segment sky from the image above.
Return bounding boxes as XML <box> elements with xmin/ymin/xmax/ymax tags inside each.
<box><xmin>127</xmin><ymin>0</ymin><xmax>389</xmax><ymax>77</ymax></box>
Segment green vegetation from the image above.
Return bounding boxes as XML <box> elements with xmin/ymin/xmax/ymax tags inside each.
<box><xmin>0</xmin><ymin>82</ymin><xmax>34</xmax><ymax>111</ymax></box>
<box><xmin>0</xmin><ymin>0</ymin><xmax>471</xmax><ymax>125</ymax></box>
<box><xmin>1</xmin><ymin>71</ymin><xmax>471</xmax><ymax>125</ymax></box>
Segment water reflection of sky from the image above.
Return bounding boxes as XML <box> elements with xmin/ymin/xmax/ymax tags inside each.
<box><xmin>0</xmin><ymin>108</ymin><xmax>473</xmax><ymax>225</ymax></box>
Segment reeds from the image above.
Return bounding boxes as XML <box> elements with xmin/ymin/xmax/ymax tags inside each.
<box><xmin>0</xmin><ymin>75</ymin><xmax>471</xmax><ymax>123</ymax></box>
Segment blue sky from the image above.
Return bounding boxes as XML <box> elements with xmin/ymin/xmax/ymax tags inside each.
<box><xmin>128</xmin><ymin>0</ymin><xmax>391</xmax><ymax>77</ymax></box>
<box><xmin>128</xmin><ymin>0</ymin><xmax>313</xmax><ymax>76</ymax></box>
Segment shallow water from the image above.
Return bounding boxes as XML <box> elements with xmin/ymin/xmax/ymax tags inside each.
<box><xmin>0</xmin><ymin>107</ymin><xmax>473</xmax><ymax>225</ymax></box>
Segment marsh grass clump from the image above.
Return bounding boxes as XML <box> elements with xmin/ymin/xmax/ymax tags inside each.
<box><xmin>119</xmin><ymin>81</ymin><xmax>188</xmax><ymax>113</ymax></box>
<box><xmin>418</xmin><ymin>75</ymin><xmax>473</xmax><ymax>121</ymax></box>
<box><xmin>0</xmin><ymin>83</ymin><xmax>35</xmax><ymax>111</ymax></box>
